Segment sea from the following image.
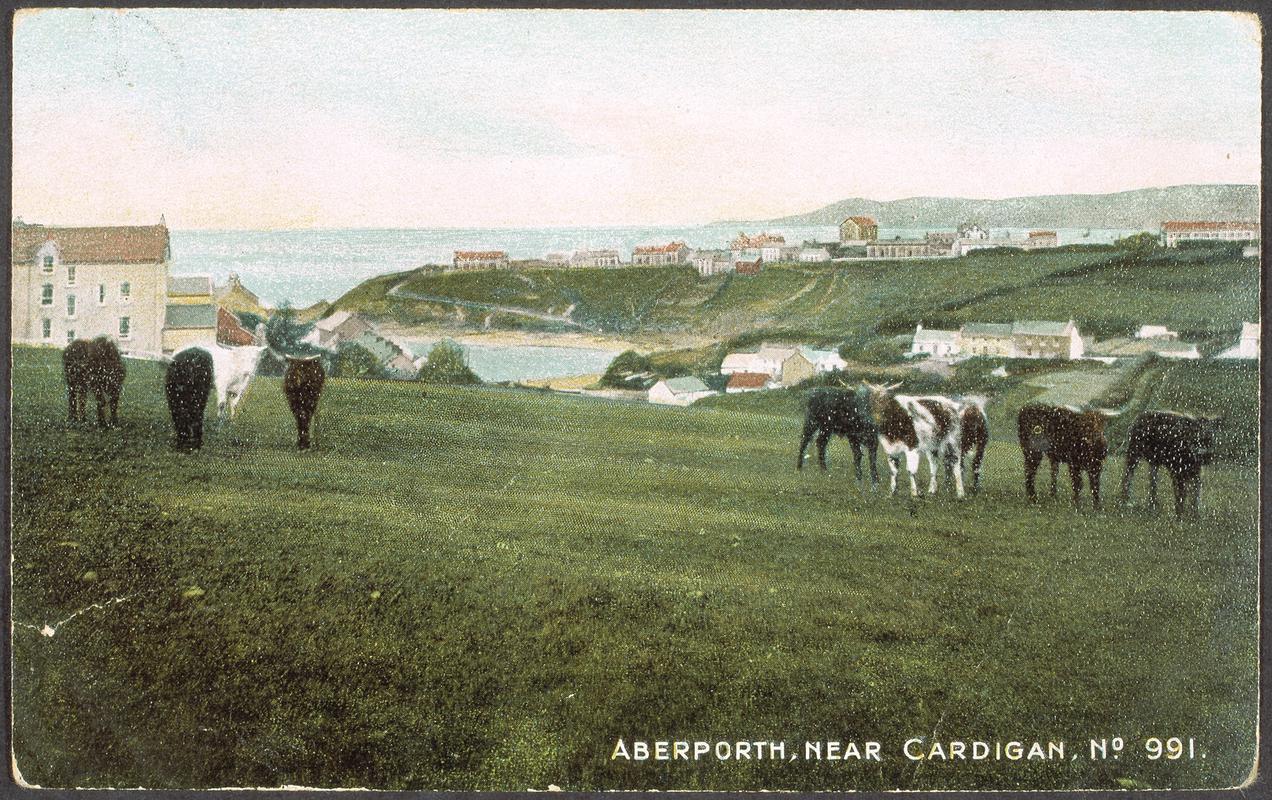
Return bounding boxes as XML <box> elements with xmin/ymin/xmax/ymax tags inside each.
<box><xmin>166</xmin><ymin>224</ymin><xmax>1142</xmax><ymax>382</ymax></box>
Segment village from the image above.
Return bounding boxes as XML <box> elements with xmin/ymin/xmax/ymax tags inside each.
<box><xmin>9</xmin><ymin>215</ymin><xmax>1261</xmax><ymax>406</ymax></box>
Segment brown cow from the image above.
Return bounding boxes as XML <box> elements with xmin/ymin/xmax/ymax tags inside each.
<box><xmin>1017</xmin><ymin>403</ymin><xmax>1110</xmax><ymax>509</ymax></box>
<box><xmin>283</xmin><ymin>355</ymin><xmax>326</xmax><ymax>449</ymax></box>
<box><xmin>945</xmin><ymin>397</ymin><xmax>989</xmax><ymax>494</ymax></box>
<box><xmin>63</xmin><ymin>336</ymin><xmax>125</xmax><ymax>428</ymax></box>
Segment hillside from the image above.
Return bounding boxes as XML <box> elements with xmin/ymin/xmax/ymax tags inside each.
<box><xmin>10</xmin><ymin>346</ymin><xmax>1258</xmax><ymax>790</ymax></box>
<box><xmin>742</xmin><ymin>184</ymin><xmax>1258</xmax><ymax>229</ymax></box>
<box><xmin>332</xmin><ymin>246</ymin><xmax>1259</xmax><ymax>347</ymax></box>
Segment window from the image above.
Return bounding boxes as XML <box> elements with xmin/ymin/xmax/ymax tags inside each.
<box><xmin>120</xmin><ymin>281</ymin><xmax>131</xmax><ymax>301</ymax></box>
<box><xmin>41</xmin><ymin>319</ymin><xmax>51</xmax><ymax>339</ymax></box>
<box><xmin>41</xmin><ymin>284</ymin><xmax>53</xmax><ymax>305</ymax></box>
<box><xmin>67</xmin><ymin>330</ymin><xmax>75</xmax><ymax>344</ymax></box>
<box><xmin>66</xmin><ymin>295</ymin><xmax>76</xmax><ymax>318</ymax></box>
<box><xmin>41</xmin><ymin>255</ymin><xmax>54</xmax><ymax>274</ymax></box>
<box><xmin>119</xmin><ymin>316</ymin><xmax>131</xmax><ymax>339</ymax></box>
<box><xmin>66</xmin><ymin>265</ymin><xmax>76</xmax><ymax>286</ymax></box>
<box><xmin>98</xmin><ymin>284</ymin><xmax>107</xmax><ymax>305</ymax></box>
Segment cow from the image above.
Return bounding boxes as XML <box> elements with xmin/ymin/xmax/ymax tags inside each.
<box><xmin>283</xmin><ymin>355</ymin><xmax>326</xmax><ymax>450</ymax></box>
<box><xmin>1017</xmin><ymin>404</ymin><xmax>1110</xmax><ymax>509</ymax></box>
<box><xmin>205</xmin><ymin>343</ymin><xmax>268</xmax><ymax>425</ymax></box>
<box><xmin>165</xmin><ymin>347</ymin><xmax>215</xmax><ymax>451</ymax></box>
<box><xmin>62</xmin><ymin>336</ymin><xmax>125</xmax><ymax>428</ymax></box>
<box><xmin>796</xmin><ymin>385</ymin><xmax>879</xmax><ymax>488</ymax></box>
<box><xmin>1119</xmin><ymin>410</ymin><xmax>1220</xmax><ymax>519</ymax></box>
<box><xmin>864</xmin><ymin>382</ymin><xmax>965</xmax><ymax>498</ymax></box>
<box><xmin>946</xmin><ymin>396</ymin><xmax>989</xmax><ymax>494</ymax></box>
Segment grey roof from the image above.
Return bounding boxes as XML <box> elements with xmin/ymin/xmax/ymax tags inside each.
<box><xmin>164</xmin><ymin>303</ymin><xmax>217</xmax><ymax>329</ymax></box>
<box><xmin>913</xmin><ymin>328</ymin><xmax>960</xmax><ymax>344</ymax></box>
<box><xmin>316</xmin><ymin>310</ymin><xmax>358</xmax><ymax>331</ymax></box>
<box><xmin>352</xmin><ymin>332</ymin><xmax>410</xmax><ymax>363</ymax></box>
<box><xmin>1013</xmin><ymin>320</ymin><xmax>1072</xmax><ymax>336</ymax></box>
<box><xmin>663</xmin><ymin>376</ymin><xmax>711</xmax><ymax>394</ymax></box>
<box><xmin>167</xmin><ymin>274</ymin><xmax>213</xmax><ymax>296</ymax></box>
<box><xmin>962</xmin><ymin>323</ymin><xmax>1013</xmax><ymax>336</ymax></box>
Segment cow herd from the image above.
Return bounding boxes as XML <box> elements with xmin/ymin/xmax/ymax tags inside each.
<box><xmin>63</xmin><ymin>338</ymin><xmax>327</xmax><ymax>453</ymax></box>
<box><xmin>58</xmin><ymin>340</ymin><xmax>1220</xmax><ymax>519</ymax></box>
<box><xmin>797</xmin><ymin>382</ymin><xmax>1220</xmax><ymax>519</ymax></box>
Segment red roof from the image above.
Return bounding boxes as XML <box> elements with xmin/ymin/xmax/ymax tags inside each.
<box><xmin>727</xmin><ymin>372</ymin><xmax>770</xmax><ymax>389</ymax></box>
<box><xmin>454</xmin><ymin>250</ymin><xmax>507</xmax><ymax>260</ymax></box>
<box><xmin>633</xmin><ymin>241</ymin><xmax>687</xmax><ymax>254</ymax></box>
<box><xmin>1161</xmin><ymin>221</ymin><xmax>1258</xmax><ymax>232</ymax></box>
<box><xmin>1028</xmin><ymin>230</ymin><xmax>1057</xmax><ymax>238</ymax></box>
<box><xmin>11</xmin><ymin>222</ymin><xmax>169</xmax><ymax>264</ymax></box>
<box><xmin>847</xmin><ymin>216</ymin><xmax>877</xmax><ymax>227</ymax></box>
<box><xmin>735</xmin><ymin>258</ymin><xmax>762</xmax><ymax>275</ymax></box>
<box><xmin>217</xmin><ymin>306</ymin><xmax>255</xmax><ymax>346</ymax></box>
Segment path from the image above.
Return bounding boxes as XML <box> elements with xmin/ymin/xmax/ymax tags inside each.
<box><xmin>386</xmin><ymin>277</ymin><xmax>598</xmax><ymax>332</ymax></box>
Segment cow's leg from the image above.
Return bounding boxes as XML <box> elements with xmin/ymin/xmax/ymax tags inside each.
<box><xmin>1049</xmin><ymin>458</ymin><xmax>1060</xmax><ymax>498</ymax></box>
<box><xmin>971</xmin><ymin>443</ymin><xmax>985</xmax><ymax>494</ymax></box>
<box><xmin>925</xmin><ymin>450</ymin><xmax>940</xmax><ymax>495</ymax></box>
<box><xmin>1192</xmin><ymin>473</ymin><xmax>1203</xmax><ymax>517</ymax></box>
<box><xmin>1023</xmin><ymin>449</ymin><xmax>1042</xmax><ymax>503</ymax></box>
<box><xmin>1069</xmin><ymin>463</ymin><xmax>1083</xmax><ymax>509</ymax></box>
<box><xmin>850</xmin><ymin>442</ymin><xmax>863</xmax><ymax>484</ymax></box>
<box><xmin>867</xmin><ymin>441</ymin><xmax>880</xmax><ymax>490</ymax></box>
<box><xmin>1120</xmin><ymin>456</ymin><xmax>1138</xmax><ymax>505</ymax></box>
<box><xmin>886</xmin><ymin>454</ymin><xmax>899</xmax><ymax>495</ymax></box>
<box><xmin>816</xmin><ymin>431</ymin><xmax>831</xmax><ymax>471</ymax></box>
<box><xmin>67</xmin><ymin>386</ymin><xmax>77</xmax><ymax>422</ymax></box>
<box><xmin>96</xmin><ymin>392</ymin><xmax>108</xmax><ymax>428</ymax></box>
<box><xmin>950</xmin><ymin>450</ymin><xmax>966</xmax><ymax>499</ymax></box>
<box><xmin>1172</xmin><ymin>472</ymin><xmax>1186</xmax><ymax>520</ymax></box>
<box><xmin>796</xmin><ymin>423</ymin><xmax>815</xmax><ymax>470</ymax></box>
<box><xmin>110</xmin><ymin>390</ymin><xmax>120</xmax><ymax>428</ymax></box>
<box><xmin>1089</xmin><ymin>465</ymin><xmax>1102</xmax><ymax>511</ymax></box>
<box><xmin>1147</xmin><ymin>464</ymin><xmax>1160</xmax><ymax>511</ymax></box>
<box><xmin>905</xmin><ymin>449</ymin><xmax>921</xmax><ymax>497</ymax></box>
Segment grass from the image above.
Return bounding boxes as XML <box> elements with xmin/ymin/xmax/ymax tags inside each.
<box><xmin>11</xmin><ymin>346</ymin><xmax>1258</xmax><ymax>790</ymax></box>
<box><xmin>334</xmin><ymin>249</ymin><xmax>1258</xmax><ymax>348</ymax></box>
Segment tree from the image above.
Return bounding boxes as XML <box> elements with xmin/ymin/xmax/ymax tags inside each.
<box><xmin>1114</xmin><ymin>232</ymin><xmax>1159</xmax><ymax>255</ymax></box>
<box><xmin>264</xmin><ymin>303</ymin><xmax>317</xmax><ymax>354</ymax></box>
<box><xmin>599</xmin><ymin>350</ymin><xmax>654</xmax><ymax>388</ymax></box>
<box><xmin>416</xmin><ymin>340</ymin><xmax>481</xmax><ymax>385</ymax></box>
<box><xmin>331</xmin><ymin>342</ymin><xmax>383</xmax><ymax>379</ymax></box>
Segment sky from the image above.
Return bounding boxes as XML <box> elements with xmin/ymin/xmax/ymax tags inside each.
<box><xmin>11</xmin><ymin>9</ymin><xmax>1262</xmax><ymax>229</ymax></box>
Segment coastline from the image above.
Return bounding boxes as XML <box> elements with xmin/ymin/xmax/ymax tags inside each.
<box><xmin>376</xmin><ymin>324</ymin><xmax>716</xmax><ymax>354</ymax></box>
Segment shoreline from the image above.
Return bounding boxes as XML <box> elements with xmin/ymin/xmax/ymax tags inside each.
<box><xmin>376</xmin><ymin>325</ymin><xmax>716</xmax><ymax>354</ymax></box>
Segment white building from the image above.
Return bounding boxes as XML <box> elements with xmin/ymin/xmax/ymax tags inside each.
<box><xmin>648</xmin><ymin>376</ymin><xmax>716</xmax><ymax>406</ymax></box>
<box><xmin>910</xmin><ymin>323</ymin><xmax>961</xmax><ymax>358</ymax></box>
<box><xmin>693</xmin><ymin>250</ymin><xmax>734</xmax><ymax>277</ymax></box>
<box><xmin>11</xmin><ymin>221</ymin><xmax>171</xmax><ymax>355</ymax></box>
<box><xmin>799</xmin><ymin>346</ymin><xmax>848</xmax><ymax>373</ymax></box>
<box><xmin>570</xmin><ymin>249</ymin><xmax>622</xmax><ymax>268</ymax></box>
<box><xmin>1160</xmin><ymin>221</ymin><xmax>1259</xmax><ymax>248</ymax></box>
<box><xmin>1217</xmin><ymin>322</ymin><xmax>1260</xmax><ymax>359</ymax></box>
<box><xmin>632</xmin><ymin>242</ymin><xmax>690</xmax><ymax>266</ymax></box>
<box><xmin>798</xmin><ymin>247</ymin><xmax>831</xmax><ymax>263</ymax></box>
<box><xmin>1136</xmin><ymin>325</ymin><xmax>1177</xmax><ymax>339</ymax></box>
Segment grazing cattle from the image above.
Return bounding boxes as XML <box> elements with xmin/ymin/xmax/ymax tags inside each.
<box><xmin>165</xmin><ymin>347</ymin><xmax>215</xmax><ymax>451</ymax></box>
<box><xmin>62</xmin><ymin>336</ymin><xmax>126</xmax><ymax>428</ymax></box>
<box><xmin>283</xmin><ymin>355</ymin><xmax>326</xmax><ymax>449</ymax></box>
<box><xmin>1120</xmin><ymin>411</ymin><xmax>1219</xmax><ymax>519</ymax></box>
<box><xmin>796</xmin><ymin>385</ymin><xmax>879</xmax><ymax>488</ymax></box>
<box><xmin>206</xmin><ymin>344</ymin><xmax>268</xmax><ymax>424</ymax></box>
<box><xmin>945</xmin><ymin>396</ymin><xmax>990</xmax><ymax>494</ymax></box>
<box><xmin>865</xmin><ymin>383</ymin><xmax>965</xmax><ymax>498</ymax></box>
<box><xmin>1017</xmin><ymin>404</ymin><xmax>1110</xmax><ymax>509</ymax></box>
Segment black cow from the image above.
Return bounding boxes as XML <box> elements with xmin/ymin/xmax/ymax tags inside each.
<box><xmin>283</xmin><ymin>356</ymin><xmax>326</xmax><ymax>449</ymax></box>
<box><xmin>165</xmin><ymin>348</ymin><xmax>215</xmax><ymax>451</ymax></box>
<box><xmin>1120</xmin><ymin>410</ymin><xmax>1219</xmax><ymax>519</ymax></box>
<box><xmin>1018</xmin><ymin>404</ymin><xmax>1111</xmax><ymax>509</ymax></box>
<box><xmin>63</xmin><ymin>336</ymin><xmax>126</xmax><ymax>427</ymax></box>
<box><xmin>797</xmin><ymin>385</ymin><xmax>879</xmax><ymax>488</ymax></box>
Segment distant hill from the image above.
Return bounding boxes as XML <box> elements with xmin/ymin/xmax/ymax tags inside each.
<box><xmin>738</xmin><ymin>184</ymin><xmax>1259</xmax><ymax>229</ymax></box>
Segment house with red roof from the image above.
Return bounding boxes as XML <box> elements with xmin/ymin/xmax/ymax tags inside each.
<box><xmin>1159</xmin><ymin>221</ymin><xmax>1259</xmax><ymax>248</ymax></box>
<box><xmin>631</xmin><ymin>242</ymin><xmax>690</xmax><ymax>266</ymax></box>
<box><xmin>839</xmin><ymin>216</ymin><xmax>879</xmax><ymax>245</ymax></box>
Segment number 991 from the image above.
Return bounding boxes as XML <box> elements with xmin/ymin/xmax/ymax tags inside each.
<box><xmin>1145</xmin><ymin>737</ymin><xmax>1194</xmax><ymax>760</ymax></box>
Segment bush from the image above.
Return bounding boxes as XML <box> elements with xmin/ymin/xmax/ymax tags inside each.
<box><xmin>599</xmin><ymin>351</ymin><xmax>654</xmax><ymax>389</ymax></box>
<box><xmin>840</xmin><ymin>336</ymin><xmax>909</xmax><ymax>366</ymax></box>
<box><xmin>1113</xmin><ymin>232</ymin><xmax>1159</xmax><ymax>255</ymax></box>
<box><xmin>416</xmin><ymin>340</ymin><xmax>481</xmax><ymax>385</ymax></box>
<box><xmin>332</xmin><ymin>343</ymin><xmax>384</xmax><ymax>379</ymax></box>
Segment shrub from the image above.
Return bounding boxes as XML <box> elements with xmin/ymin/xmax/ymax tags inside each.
<box><xmin>332</xmin><ymin>343</ymin><xmax>384</xmax><ymax>379</ymax></box>
<box><xmin>417</xmin><ymin>340</ymin><xmax>481</xmax><ymax>385</ymax></box>
<box><xmin>1113</xmin><ymin>232</ymin><xmax>1160</xmax><ymax>255</ymax></box>
<box><xmin>599</xmin><ymin>351</ymin><xmax>654</xmax><ymax>389</ymax></box>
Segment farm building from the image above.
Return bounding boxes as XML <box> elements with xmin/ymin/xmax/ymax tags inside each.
<box><xmin>162</xmin><ymin>303</ymin><xmax>218</xmax><ymax>354</ymax></box>
<box><xmin>721</xmin><ymin>345</ymin><xmax>814</xmax><ymax>387</ymax></box>
<box><xmin>570</xmin><ymin>249</ymin><xmax>622</xmax><ymax>268</ymax></box>
<box><xmin>11</xmin><ymin>220</ymin><xmax>171</xmax><ymax>355</ymax></box>
<box><xmin>798</xmin><ymin>247</ymin><xmax>831</xmax><ymax>263</ymax></box>
<box><xmin>1011</xmin><ymin>320</ymin><xmax>1084</xmax><ymax>360</ymax></box>
<box><xmin>452</xmin><ymin>251</ymin><xmax>510</xmax><ymax>271</ymax></box>
<box><xmin>725</xmin><ymin>372</ymin><xmax>773</xmax><ymax>393</ymax></box>
<box><xmin>631</xmin><ymin>242</ymin><xmax>690</xmax><ymax>266</ymax></box>
<box><xmin>351</xmin><ymin>332</ymin><xmax>418</xmax><ymax>379</ymax></box>
<box><xmin>217</xmin><ymin>307</ymin><xmax>256</xmax><ymax>346</ymax></box>
<box><xmin>839</xmin><ymin>216</ymin><xmax>878</xmax><ymax>245</ymax></box>
<box><xmin>1216</xmin><ymin>322</ymin><xmax>1260</xmax><ymax>360</ymax></box>
<box><xmin>910</xmin><ymin>324</ymin><xmax>961</xmax><ymax>358</ymax></box>
<box><xmin>1024</xmin><ymin>230</ymin><xmax>1060</xmax><ymax>249</ymax></box>
<box><xmin>648</xmin><ymin>376</ymin><xmax>715</xmax><ymax>406</ymax></box>
<box><xmin>799</xmin><ymin>347</ymin><xmax>847</xmax><ymax>373</ymax></box>
<box><xmin>868</xmin><ymin>239</ymin><xmax>938</xmax><ymax>259</ymax></box>
<box><xmin>1160</xmin><ymin>221</ymin><xmax>1259</xmax><ymax>248</ymax></box>
<box><xmin>734</xmin><ymin>258</ymin><xmax>762</xmax><ymax>276</ymax></box>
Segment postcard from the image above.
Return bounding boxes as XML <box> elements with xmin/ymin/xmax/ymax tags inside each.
<box><xmin>8</xmin><ymin>7</ymin><xmax>1262</xmax><ymax>792</ymax></box>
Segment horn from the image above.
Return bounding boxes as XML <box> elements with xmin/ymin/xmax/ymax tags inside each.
<box><xmin>883</xmin><ymin>381</ymin><xmax>903</xmax><ymax>392</ymax></box>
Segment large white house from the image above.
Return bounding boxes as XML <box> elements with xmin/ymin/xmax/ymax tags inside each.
<box><xmin>1160</xmin><ymin>221</ymin><xmax>1259</xmax><ymax>248</ymax></box>
<box><xmin>910</xmin><ymin>323</ymin><xmax>961</xmax><ymax>358</ymax></box>
<box><xmin>11</xmin><ymin>221</ymin><xmax>171</xmax><ymax>355</ymax></box>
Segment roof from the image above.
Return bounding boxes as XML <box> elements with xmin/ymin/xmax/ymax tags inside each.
<box><xmin>1028</xmin><ymin>230</ymin><xmax>1058</xmax><ymax>238</ymax></box>
<box><xmin>844</xmin><ymin>216</ymin><xmax>877</xmax><ymax>227</ymax></box>
<box><xmin>12</xmin><ymin>222</ymin><xmax>169</xmax><ymax>264</ymax></box>
<box><xmin>913</xmin><ymin>328</ymin><xmax>960</xmax><ymax>344</ymax></box>
<box><xmin>721</xmin><ymin>352</ymin><xmax>768</xmax><ymax>371</ymax></box>
<box><xmin>315</xmin><ymin>310</ymin><xmax>358</xmax><ymax>331</ymax></box>
<box><xmin>757</xmin><ymin>345</ymin><xmax>800</xmax><ymax>362</ymax></box>
<box><xmin>727</xmin><ymin>372</ymin><xmax>770</xmax><ymax>389</ymax></box>
<box><xmin>217</xmin><ymin>306</ymin><xmax>256</xmax><ymax>346</ymax></box>
<box><xmin>454</xmin><ymin>250</ymin><xmax>507</xmax><ymax>260</ymax></box>
<box><xmin>164</xmin><ymin>303</ymin><xmax>217</xmax><ymax>329</ymax></box>
<box><xmin>352</xmin><ymin>332</ymin><xmax>410</xmax><ymax>363</ymax></box>
<box><xmin>799</xmin><ymin>346</ymin><xmax>845</xmax><ymax>364</ymax></box>
<box><xmin>1161</xmin><ymin>221</ymin><xmax>1259</xmax><ymax>232</ymax></box>
<box><xmin>962</xmin><ymin>323</ymin><xmax>1013</xmax><ymax>337</ymax></box>
<box><xmin>1013</xmin><ymin>320</ymin><xmax>1074</xmax><ymax>337</ymax></box>
<box><xmin>633</xmin><ymin>242</ymin><xmax>687</xmax><ymax>254</ymax></box>
<box><xmin>662</xmin><ymin>376</ymin><xmax>711</xmax><ymax>394</ymax></box>
<box><xmin>168</xmin><ymin>274</ymin><xmax>213</xmax><ymax>296</ymax></box>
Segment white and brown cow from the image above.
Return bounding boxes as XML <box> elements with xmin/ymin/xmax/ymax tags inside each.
<box><xmin>864</xmin><ymin>382</ymin><xmax>966</xmax><ymax>498</ymax></box>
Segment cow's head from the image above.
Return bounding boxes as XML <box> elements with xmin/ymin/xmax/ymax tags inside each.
<box><xmin>1196</xmin><ymin>414</ymin><xmax>1222</xmax><ymax>465</ymax></box>
<box><xmin>862</xmin><ymin>381</ymin><xmax>902</xmax><ymax>418</ymax></box>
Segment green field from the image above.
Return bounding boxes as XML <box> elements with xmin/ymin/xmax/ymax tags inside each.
<box><xmin>11</xmin><ymin>346</ymin><xmax>1258</xmax><ymax>790</ymax></box>
<box><xmin>333</xmin><ymin>248</ymin><xmax>1258</xmax><ymax>345</ymax></box>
